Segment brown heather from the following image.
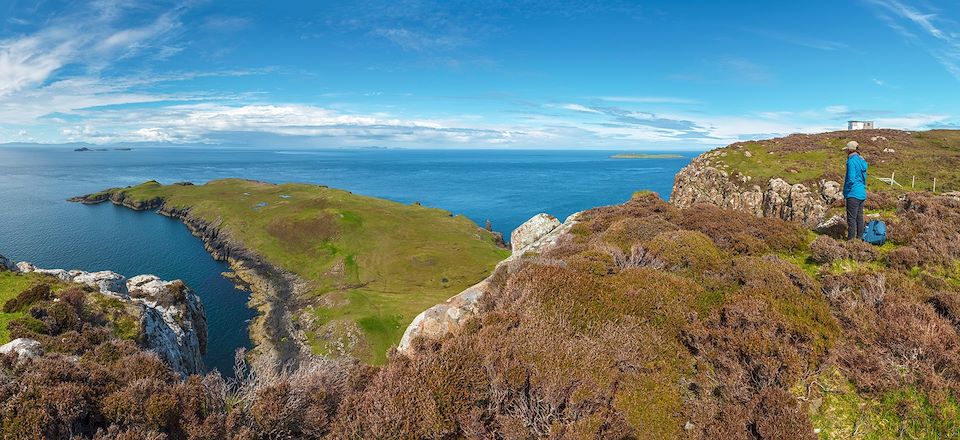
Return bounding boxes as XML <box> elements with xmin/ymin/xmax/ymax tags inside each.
<box><xmin>3</xmin><ymin>191</ymin><xmax>960</xmax><ymax>438</ymax></box>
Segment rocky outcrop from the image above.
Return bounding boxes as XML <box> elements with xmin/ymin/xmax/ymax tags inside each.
<box><xmin>0</xmin><ymin>338</ymin><xmax>42</xmax><ymax>359</ymax></box>
<box><xmin>398</xmin><ymin>211</ymin><xmax>580</xmax><ymax>353</ymax></box>
<box><xmin>671</xmin><ymin>154</ymin><xmax>842</xmax><ymax>227</ymax></box>
<box><xmin>7</xmin><ymin>259</ymin><xmax>207</xmax><ymax>376</ymax></box>
<box><xmin>510</xmin><ymin>213</ymin><xmax>561</xmax><ymax>252</ymax></box>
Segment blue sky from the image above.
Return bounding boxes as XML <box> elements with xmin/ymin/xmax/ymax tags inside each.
<box><xmin>0</xmin><ymin>0</ymin><xmax>958</xmax><ymax>149</ymax></box>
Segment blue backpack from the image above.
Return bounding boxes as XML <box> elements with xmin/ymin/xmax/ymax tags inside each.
<box><xmin>863</xmin><ymin>220</ymin><xmax>887</xmax><ymax>246</ymax></box>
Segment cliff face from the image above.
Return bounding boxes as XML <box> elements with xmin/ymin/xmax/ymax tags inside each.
<box><xmin>670</xmin><ymin>150</ymin><xmax>842</xmax><ymax>227</ymax></box>
<box><xmin>9</xmin><ymin>260</ymin><xmax>207</xmax><ymax>376</ymax></box>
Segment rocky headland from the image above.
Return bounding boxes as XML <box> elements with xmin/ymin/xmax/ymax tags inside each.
<box><xmin>671</xmin><ymin>129</ymin><xmax>960</xmax><ymax>229</ymax></box>
<box><xmin>70</xmin><ymin>178</ymin><xmax>508</xmax><ymax>366</ymax></box>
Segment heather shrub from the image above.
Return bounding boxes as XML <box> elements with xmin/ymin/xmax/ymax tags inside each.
<box><xmin>844</xmin><ymin>239</ymin><xmax>879</xmax><ymax>262</ymax></box>
<box><xmin>596</xmin><ymin>215</ymin><xmax>677</xmax><ymax>251</ymax></box>
<box><xmin>645</xmin><ymin>230</ymin><xmax>724</xmax><ymax>273</ymax></box>
<box><xmin>824</xmin><ymin>271</ymin><xmax>960</xmax><ymax>396</ymax></box>
<box><xmin>810</xmin><ymin>235</ymin><xmax>846</xmax><ymax>264</ymax></box>
<box><xmin>678</xmin><ymin>203</ymin><xmax>808</xmax><ymax>254</ymax></box>
<box><xmin>887</xmin><ymin>246</ymin><xmax>920</xmax><ymax>270</ymax></box>
<box><xmin>888</xmin><ymin>193</ymin><xmax>960</xmax><ymax>266</ymax></box>
<box><xmin>3</xmin><ymin>283</ymin><xmax>52</xmax><ymax>313</ymax></box>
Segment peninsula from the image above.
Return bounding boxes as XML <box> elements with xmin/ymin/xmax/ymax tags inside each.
<box><xmin>70</xmin><ymin>178</ymin><xmax>509</xmax><ymax>365</ymax></box>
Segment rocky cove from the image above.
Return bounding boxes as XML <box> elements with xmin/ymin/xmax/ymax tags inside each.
<box><xmin>69</xmin><ymin>187</ymin><xmax>308</xmax><ymax>370</ymax></box>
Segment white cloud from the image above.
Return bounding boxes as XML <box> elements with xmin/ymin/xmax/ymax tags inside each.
<box><xmin>867</xmin><ymin>0</ymin><xmax>960</xmax><ymax>80</ymax></box>
<box><xmin>596</xmin><ymin>96</ymin><xmax>699</xmax><ymax>105</ymax></box>
<box><xmin>825</xmin><ymin>105</ymin><xmax>850</xmax><ymax>115</ymax></box>
<box><xmin>559</xmin><ymin>103</ymin><xmax>603</xmax><ymax>114</ymax></box>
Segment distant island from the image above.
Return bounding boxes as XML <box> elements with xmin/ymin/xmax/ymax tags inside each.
<box><xmin>610</xmin><ymin>153</ymin><xmax>685</xmax><ymax>159</ymax></box>
<box><xmin>74</xmin><ymin>147</ymin><xmax>132</xmax><ymax>152</ymax></box>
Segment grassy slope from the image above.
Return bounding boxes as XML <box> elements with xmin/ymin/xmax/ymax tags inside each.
<box><xmin>710</xmin><ymin>129</ymin><xmax>960</xmax><ymax>193</ymax></box>
<box><xmin>0</xmin><ymin>272</ymin><xmax>44</xmax><ymax>343</ymax></box>
<box><xmin>92</xmin><ymin>179</ymin><xmax>509</xmax><ymax>363</ymax></box>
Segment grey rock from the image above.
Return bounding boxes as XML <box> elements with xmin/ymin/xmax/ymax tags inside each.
<box><xmin>510</xmin><ymin>213</ymin><xmax>561</xmax><ymax>253</ymax></box>
<box><xmin>671</xmin><ymin>156</ymin><xmax>836</xmax><ymax>227</ymax></box>
<box><xmin>820</xmin><ymin>180</ymin><xmax>843</xmax><ymax>204</ymax></box>
<box><xmin>816</xmin><ymin>215</ymin><xmax>847</xmax><ymax>239</ymax></box>
<box><xmin>0</xmin><ymin>338</ymin><xmax>42</xmax><ymax>358</ymax></box>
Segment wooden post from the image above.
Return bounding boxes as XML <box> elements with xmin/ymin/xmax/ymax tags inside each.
<box><xmin>933</xmin><ymin>178</ymin><xmax>937</xmax><ymax>193</ymax></box>
<box><xmin>912</xmin><ymin>176</ymin><xmax>915</xmax><ymax>189</ymax></box>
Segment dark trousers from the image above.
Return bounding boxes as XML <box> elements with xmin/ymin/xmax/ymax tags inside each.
<box><xmin>846</xmin><ymin>197</ymin><xmax>865</xmax><ymax>240</ymax></box>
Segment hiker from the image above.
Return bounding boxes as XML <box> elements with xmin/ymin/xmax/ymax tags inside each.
<box><xmin>843</xmin><ymin>141</ymin><xmax>868</xmax><ymax>241</ymax></box>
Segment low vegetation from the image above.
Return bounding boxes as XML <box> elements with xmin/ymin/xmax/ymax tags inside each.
<box><xmin>9</xmin><ymin>189</ymin><xmax>959</xmax><ymax>438</ymax></box>
<box><xmin>75</xmin><ymin>179</ymin><xmax>509</xmax><ymax>364</ymax></box>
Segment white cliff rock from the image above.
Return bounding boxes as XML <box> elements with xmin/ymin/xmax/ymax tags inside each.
<box><xmin>0</xmin><ymin>338</ymin><xmax>42</xmax><ymax>358</ymax></box>
<box><xmin>399</xmin><ymin>212</ymin><xmax>581</xmax><ymax>353</ymax></box>
<box><xmin>510</xmin><ymin>213</ymin><xmax>561</xmax><ymax>253</ymax></box>
<box><xmin>6</xmin><ymin>258</ymin><xmax>206</xmax><ymax>376</ymax></box>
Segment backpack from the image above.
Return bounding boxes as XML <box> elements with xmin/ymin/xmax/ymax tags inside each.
<box><xmin>863</xmin><ymin>220</ymin><xmax>887</xmax><ymax>246</ymax></box>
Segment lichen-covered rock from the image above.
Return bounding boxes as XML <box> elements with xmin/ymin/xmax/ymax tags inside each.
<box><xmin>127</xmin><ymin>275</ymin><xmax>208</xmax><ymax>375</ymax></box>
<box><xmin>0</xmin><ymin>338</ymin><xmax>42</xmax><ymax>359</ymax></box>
<box><xmin>399</xmin><ymin>212</ymin><xmax>580</xmax><ymax>352</ymax></box>
<box><xmin>8</xmin><ymin>261</ymin><xmax>206</xmax><ymax>376</ymax></box>
<box><xmin>510</xmin><ymin>213</ymin><xmax>561</xmax><ymax>252</ymax></box>
<box><xmin>815</xmin><ymin>215</ymin><xmax>847</xmax><ymax>239</ymax></box>
<box><xmin>671</xmin><ymin>157</ymin><xmax>841</xmax><ymax>227</ymax></box>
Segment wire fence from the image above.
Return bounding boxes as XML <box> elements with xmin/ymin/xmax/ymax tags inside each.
<box><xmin>874</xmin><ymin>171</ymin><xmax>951</xmax><ymax>194</ymax></box>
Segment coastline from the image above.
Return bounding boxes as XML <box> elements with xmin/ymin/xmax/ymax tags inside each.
<box><xmin>68</xmin><ymin>190</ymin><xmax>306</xmax><ymax>370</ymax></box>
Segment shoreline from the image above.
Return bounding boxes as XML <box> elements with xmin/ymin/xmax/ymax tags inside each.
<box><xmin>69</xmin><ymin>191</ymin><xmax>306</xmax><ymax>371</ymax></box>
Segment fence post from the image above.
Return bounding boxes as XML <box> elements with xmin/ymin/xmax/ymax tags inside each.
<box><xmin>933</xmin><ymin>178</ymin><xmax>937</xmax><ymax>193</ymax></box>
<box><xmin>912</xmin><ymin>176</ymin><xmax>915</xmax><ymax>189</ymax></box>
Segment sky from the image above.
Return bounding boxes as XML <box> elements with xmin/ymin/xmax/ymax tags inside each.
<box><xmin>0</xmin><ymin>0</ymin><xmax>958</xmax><ymax>149</ymax></box>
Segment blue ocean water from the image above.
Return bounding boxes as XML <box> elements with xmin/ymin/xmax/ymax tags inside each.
<box><xmin>0</xmin><ymin>146</ymin><xmax>694</xmax><ymax>373</ymax></box>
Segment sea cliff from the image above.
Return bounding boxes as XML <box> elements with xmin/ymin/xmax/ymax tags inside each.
<box><xmin>0</xmin><ymin>255</ymin><xmax>207</xmax><ymax>376</ymax></box>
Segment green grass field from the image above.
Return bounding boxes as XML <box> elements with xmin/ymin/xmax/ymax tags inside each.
<box><xmin>0</xmin><ymin>272</ymin><xmax>39</xmax><ymax>343</ymax></box>
<box><xmin>85</xmin><ymin>179</ymin><xmax>509</xmax><ymax>363</ymax></box>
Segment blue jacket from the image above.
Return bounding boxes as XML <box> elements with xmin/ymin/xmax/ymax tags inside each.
<box><xmin>843</xmin><ymin>153</ymin><xmax>868</xmax><ymax>200</ymax></box>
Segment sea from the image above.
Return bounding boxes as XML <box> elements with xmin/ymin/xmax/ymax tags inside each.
<box><xmin>0</xmin><ymin>146</ymin><xmax>695</xmax><ymax>374</ymax></box>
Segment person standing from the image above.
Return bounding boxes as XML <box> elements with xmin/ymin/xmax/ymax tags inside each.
<box><xmin>843</xmin><ymin>141</ymin><xmax>868</xmax><ymax>240</ymax></box>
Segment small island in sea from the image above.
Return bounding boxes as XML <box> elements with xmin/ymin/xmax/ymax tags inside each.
<box><xmin>610</xmin><ymin>153</ymin><xmax>685</xmax><ymax>159</ymax></box>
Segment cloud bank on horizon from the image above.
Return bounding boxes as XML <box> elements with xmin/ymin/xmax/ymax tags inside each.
<box><xmin>0</xmin><ymin>0</ymin><xmax>958</xmax><ymax>149</ymax></box>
